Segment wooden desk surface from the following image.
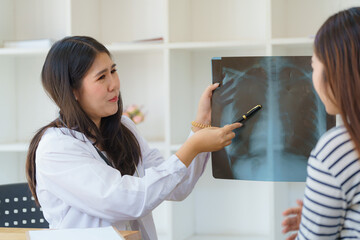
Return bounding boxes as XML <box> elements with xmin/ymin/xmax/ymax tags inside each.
<box><xmin>0</xmin><ymin>227</ymin><xmax>141</xmax><ymax>240</ymax></box>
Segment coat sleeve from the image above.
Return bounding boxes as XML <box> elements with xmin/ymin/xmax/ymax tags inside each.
<box><xmin>35</xmin><ymin>128</ymin><xmax>188</xmax><ymax>222</ymax></box>
<box><xmin>140</xmin><ymin>134</ymin><xmax>209</xmax><ymax>201</ymax></box>
<box><xmin>167</xmin><ymin>150</ymin><xmax>209</xmax><ymax>201</ymax></box>
<box><xmin>123</xmin><ymin>117</ymin><xmax>209</xmax><ymax>201</ymax></box>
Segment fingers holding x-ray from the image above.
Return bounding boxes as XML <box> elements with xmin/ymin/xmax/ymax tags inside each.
<box><xmin>214</xmin><ymin>77</ymin><xmax>236</xmax><ymax>106</ymax></box>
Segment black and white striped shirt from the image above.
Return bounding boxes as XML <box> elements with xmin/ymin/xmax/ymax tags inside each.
<box><xmin>297</xmin><ymin>125</ymin><xmax>360</xmax><ymax>239</ymax></box>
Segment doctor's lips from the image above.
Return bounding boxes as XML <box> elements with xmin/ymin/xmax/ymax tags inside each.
<box><xmin>235</xmin><ymin>105</ymin><xmax>262</xmax><ymax>123</ymax></box>
<box><xmin>109</xmin><ymin>96</ymin><xmax>118</xmax><ymax>102</ymax></box>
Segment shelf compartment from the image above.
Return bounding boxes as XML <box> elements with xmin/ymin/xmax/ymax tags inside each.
<box><xmin>0</xmin><ymin>152</ymin><xmax>26</xmax><ymax>184</ymax></box>
<box><xmin>70</xmin><ymin>0</ymin><xmax>165</xmax><ymax>45</ymax></box>
<box><xmin>193</xmin><ymin>166</ymin><xmax>270</xmax><ymax>237</ymax></box>
<box><xmin>112</xmin><ymin>51</ymin><xmax>166</xmax><ymax>142</ymax></box>
<box><xmin>271</xmin><ymin>44</ymin><xmax>313</xmax><ymax>56</ymax></box>
<box><xmin>16</xmin><ymin>56</ymin><xmax>59</xmax><ymax>142</ymax></box>
<box><xmin>168</xmin><ymin>0</ymin><xmax>267</xmax><ymax>42</ymax></box>
<box><xmin>0</xmin><ymin>55</ymin><xmax>58</xmax><ymax>143</ymax></box>
<box><xmin>0</xmin><ymin>0</ymin><xmax>69</xmax><ymax>46</ymax></box>
<box><xmin>270</xmin><ymin>0</ymin><xmax>360</xmax><ymax>38</ymax></box>
<box><xmin>0</xmin><ymin>56</ymin><xmax>16</xmax><ymax>144</ymax></box>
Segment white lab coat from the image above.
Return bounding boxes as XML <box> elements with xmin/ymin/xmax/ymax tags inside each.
<box><xmin>35</xmin><ymin>116</ymin><xmax>209</xmax><ymax>240</ymax></box>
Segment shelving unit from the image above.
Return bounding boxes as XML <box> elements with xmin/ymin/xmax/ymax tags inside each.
<box><xmin>1</xmin><ymin>0</ymin><xmax>359</xmax><ymax>239</ymax></box>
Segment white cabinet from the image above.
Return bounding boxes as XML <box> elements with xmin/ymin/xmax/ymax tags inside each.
<box><xmin>0</xmin><ymin>0</ymin><xmax>359</xmax><ymax>239</ymax></box>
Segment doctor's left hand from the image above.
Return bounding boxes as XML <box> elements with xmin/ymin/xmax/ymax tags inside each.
<box><xmin>193</xmin><ymin>83</ymin><xmax>220</xmax><ymax>132</ymax></box>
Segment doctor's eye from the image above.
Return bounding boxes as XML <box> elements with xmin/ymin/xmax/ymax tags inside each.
<box><xmin>111</xmin><ymin>69</ymin><xmax>117</xmax><ymax>74</ymax></box>
<box><xmin>98</xmin><ymin>74</ymin><xmax>106</xmax><ymax>80</ymax></box>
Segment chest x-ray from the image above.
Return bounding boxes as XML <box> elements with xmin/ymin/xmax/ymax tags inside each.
<box><xmin>211</xmin><ymin>56</ymin><xmax>335</xmax><ymax>181</ymax></box>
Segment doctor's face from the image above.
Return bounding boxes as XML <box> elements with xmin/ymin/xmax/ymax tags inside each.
<box><xmin>73</xmin><ymin>52</ymin><xmax>120</xmax><ymax>127</ymax></box>
<box><xmin>311</xmin><ymin>53</ymin><xmax>339</xmax><ymax>115</ymax></box>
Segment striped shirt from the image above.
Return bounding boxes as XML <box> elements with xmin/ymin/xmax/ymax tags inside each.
<box><xmin>297</xmin><ymin>125</ymin><xmax>360</xmax><ymax>239</ymax></box>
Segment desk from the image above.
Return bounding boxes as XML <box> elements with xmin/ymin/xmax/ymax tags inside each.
<box><xmin>0</xmin><ymin>227</ymin><xmax>141</xmax><ymax>240</ymax></box>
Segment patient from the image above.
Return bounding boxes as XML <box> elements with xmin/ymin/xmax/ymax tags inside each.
<box><xmin>282</xmin><ymin>7</ymin><xmax>360</xmax><ymax>239</ymax></box>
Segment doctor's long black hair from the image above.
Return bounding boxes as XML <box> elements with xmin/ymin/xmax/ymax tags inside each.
<box><xmin>26</xmin><ymin>36</ymin><xmax>142</xmax><ymax>204</ymax></box>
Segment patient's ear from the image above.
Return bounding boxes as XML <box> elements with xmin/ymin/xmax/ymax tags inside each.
<box><xmin>323</xmin><ymin>81</ymin><xmax>340</xmax><ymax>115</ymax></box>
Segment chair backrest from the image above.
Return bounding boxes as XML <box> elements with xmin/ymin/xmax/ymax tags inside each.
<box><xmin>0</xmin><ymin>183</ymin><xmax>49</xmax><ymax>228</ymax></box>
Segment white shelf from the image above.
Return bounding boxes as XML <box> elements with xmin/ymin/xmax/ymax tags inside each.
<box><xmin>168</xmin><ymin>41</ymin><xmax>266</xmax><ymax>50</ymax></box>
<box><xmin>271</xmin><ymin>37</ymin><xmax>314</xmax><ymax>45</ymax></box>
<box><xmin>0</xmin><ymin>143</ymin><xmax>28</xmax><ymax>152</ymax></box>
<box><xmin>0</xmin><ymin>47</ymin><xmax>49</xmax><ymax>56</ymax></box>
<box><xmin>0</xmin><ymin>39</ymin><xmax>311</xmax><ymax>56</ymax></box>
<box><xmin>107</xmin><ymin>43</ymin><xmax>164</xmax><ymax>53</ymax></box>
<box><xmin>0</xmin><ymin>41</ymin><xmax>265</xmax><ymax>56</ymax></box>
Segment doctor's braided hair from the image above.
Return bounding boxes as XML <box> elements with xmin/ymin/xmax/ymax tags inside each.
<box><xmin>26</xmin><ymin>36</ymin><xmax>142</xmax><ymax>205</ymax></box>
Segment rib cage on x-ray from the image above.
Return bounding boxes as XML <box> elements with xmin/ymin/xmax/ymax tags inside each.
<box><xmin>211</xmin><ymin>57</ymin><xmax>335</xmax><ymax>181</ymax></box>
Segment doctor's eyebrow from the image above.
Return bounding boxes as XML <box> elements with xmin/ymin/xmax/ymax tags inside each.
<box><xmin>94</xmin><ymin>64</ymin><xmax>117</xmax><ymax>78</ymax></box>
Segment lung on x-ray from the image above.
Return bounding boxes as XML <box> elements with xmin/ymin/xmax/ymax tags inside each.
<box><xmin>211</xmin><ymin>56</ymin><xmax>335</xmax><ymax>181</ymax></box>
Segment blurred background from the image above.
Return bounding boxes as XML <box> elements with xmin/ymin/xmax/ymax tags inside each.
<box><xmin>0</xmin><ymin>0</ymin><xmax>358</xmax><ymax>239</ymax></box>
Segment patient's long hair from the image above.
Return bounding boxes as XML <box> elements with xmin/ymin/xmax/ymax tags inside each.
<box><xmin>314</xmin><ymin>7</ymin><xmax>360</xmax><ymax>155</ymax></box>
<box><xmin>26</xmin><ymin>36</ymin><xmax>141</xmax><ymax>204</ymax></box>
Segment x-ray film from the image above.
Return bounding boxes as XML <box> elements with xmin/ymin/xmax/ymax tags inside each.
<box><xmin>211</xmin><ymin>56</ymin><xmax>335</xmax><ymax>181</ymax></box>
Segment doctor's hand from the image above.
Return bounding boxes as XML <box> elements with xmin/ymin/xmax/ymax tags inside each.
<box><xmin>193</xmin><ymin>83</ymin><xmax>220</xmax><ymax>132</ymax></box>
<box><xmin>282</xmin><ymin>199</ymin><xmax>303</xmax><ymax>240</ymax></box>
<box><xmin>192</xmin><ymin>123</ymin><xmax>242</xmax><ymax>152</ymax></box>
<box><xmin>176</xmin><ymin>123</ymin><xmax>242</xmax><ymax>167</ymax></box>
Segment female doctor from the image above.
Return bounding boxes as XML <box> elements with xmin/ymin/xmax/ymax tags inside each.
<box><xmin>25</xmin><ymin>36</ymin><xmax>241</xmax><ymax>239</ymax></box>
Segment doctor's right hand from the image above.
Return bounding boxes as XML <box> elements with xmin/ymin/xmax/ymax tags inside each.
<box><xmin>192</xmin><ymin>123</ymin><xmax>242</xmax><ymax>152</ymax></box>
<box><xmin>176</xmin><ymin>123</ymin><xmax>242</xmax><ymax>167</ymax></box>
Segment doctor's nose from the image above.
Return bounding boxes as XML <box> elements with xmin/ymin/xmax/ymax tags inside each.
<box><xmin>108</xmin><ymin>74</ymin><xmax>120</xmax><ymax>92</ymax></box>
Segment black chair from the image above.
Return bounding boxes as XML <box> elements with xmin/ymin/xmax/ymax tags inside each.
<box><xmin>0</xmin><ymin>183</ymin><xmax>49</xmax><ymax>228</ymax></box>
